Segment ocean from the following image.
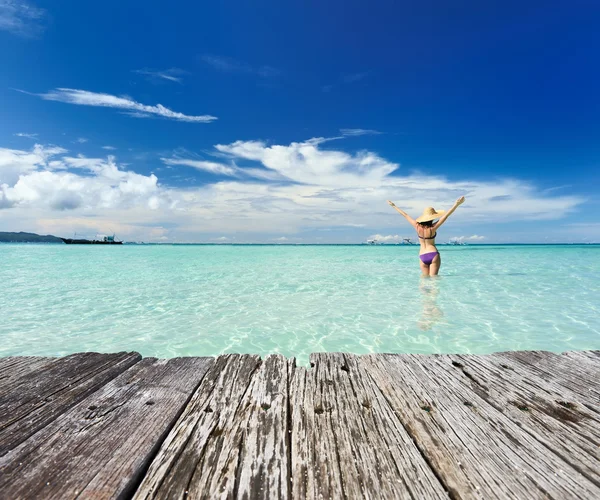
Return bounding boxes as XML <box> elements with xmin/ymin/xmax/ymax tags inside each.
<box><xmin>1</xmin><ymin>244</ymin><xmax>598</xmax><ymax>365</ymax></box>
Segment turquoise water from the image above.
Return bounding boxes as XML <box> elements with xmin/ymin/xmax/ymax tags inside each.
<box><xmin>1</xmin><ymin>244</ymin><xmax>599</xmax><ymax>365</ymax></box>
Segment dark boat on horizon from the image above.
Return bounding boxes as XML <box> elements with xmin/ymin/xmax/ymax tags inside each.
<box><xmin>60</xmin><ymin>234</ymin><xmax>123</xmax><ymax>245</ymax></box>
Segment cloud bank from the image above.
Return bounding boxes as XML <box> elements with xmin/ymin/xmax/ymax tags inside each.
<box><xmin>0</xmin><ymin>139</ymin><xmax>585</xmax><ymax>242</ymax></box>
<box><xmin>0</xmin><ymin>146</ymin><xmax>162</xmax><ymax>212</ymax></box>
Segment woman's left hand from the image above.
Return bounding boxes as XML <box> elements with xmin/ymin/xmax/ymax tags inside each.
<box><xmin>387</xmin><ymin>200</ymin><xmax>396</xmax><ymax>207</ymax></box>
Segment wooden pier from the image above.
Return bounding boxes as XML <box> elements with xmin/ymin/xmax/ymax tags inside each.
<box><xmin>1</xmin><ymin>350</ymin><xmax>599</xmax><ymax>499</ymax></box>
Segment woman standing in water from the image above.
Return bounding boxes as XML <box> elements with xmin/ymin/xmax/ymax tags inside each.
<box><xmin>387</xmin><ymin>196</ymin><xmax>466</xmax><ymax>276</ymax></box>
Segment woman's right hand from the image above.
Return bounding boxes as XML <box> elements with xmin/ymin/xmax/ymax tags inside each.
<box><xmin>387</xmin><ymin>200</ymin><xmax>396</xmax><ymax>207</ymax></box>
<box><xmin>455</xmin><ymin>196</ymin><xmax>465</xmax><ymax>206</ymax></box>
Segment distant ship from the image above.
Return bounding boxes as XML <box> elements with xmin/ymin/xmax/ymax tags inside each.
<box><xmin>60</xmin><ymin>234</ymin><xmax>122</xmax><ymax>245</ymax></box>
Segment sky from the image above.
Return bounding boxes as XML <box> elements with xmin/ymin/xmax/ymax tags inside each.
<box><xmin>0</xmin><ymin>0</ymin><xmax>599</xmax><ymax>243</ymax></box>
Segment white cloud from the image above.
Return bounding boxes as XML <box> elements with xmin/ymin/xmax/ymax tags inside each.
<box><xmin>367</xmin><ymin>234</ymin><xmax>401</xmax><ymax>243</ymax></box>
<box><xmin>450</xmin><ymin>235</ymin><xmax>486</xmax><ymax>243</ymax></box>
<box><xmin>102</xmin><ymin>146</ymin><xmax>116</xmax><ymax>150</ymax></box>
<box><xmin>162</xmin><ymin>158</ymin><xmax>238</xmax><ymax>177</ymax></box>
<box><xmin>76</xmin><ymin>137</ymin><xmax>88</xmax><ymax>144</ymax></box>
<box><xmin>133</xmin><ymin>68</ymin><xmax>187</xmax><ymax>84</ymax></box>
<box><xmin>23</xmin><ymin>88</ymin><xmax>217</xmax><ymax>123</ymax></box>
<box><xmin>0</xmin><ymin>0</ymin><xmax>45</xmax><ymax>37</ymax></box>
<box><xmin>200</xmin><ymin>55</ymin><xmax>280</xmax><ymax>78</ymax></box>
<box><xmin>274</xmin><ymin>236</ymin><xmax>288</xmax><ymax>241</ymax></box>
<box><xmin>340</xmin><ymin>129</ymin><xmax>382</xmax><ymax>137</ymax></box>
<box><xmin>0</xmin><ymin>140</ymin><xmax>586</xmax><ymax>242</ymax></box>
<box><xmin>161</xmin><ymin>155</ymin><xmax>289</xmax><ymax>182</ymax></box>
<box><xmin>0</xmin><ymin>146</ymin><xmax>162</xmax><ymax>212</ymax></box>
<box><xmin>0</xmin><ymin>144</ymin><xmax>67</xmax><ymax>185</ymax></box>
<box><xmin>215</xmin><ymin>138</ymin><xmax>397</xmax><ymax>187</ymax></box>
<box><xmin>14</xmin><ymin>132</ymin><xmax>38</xmax><ymax>139</ymax></box>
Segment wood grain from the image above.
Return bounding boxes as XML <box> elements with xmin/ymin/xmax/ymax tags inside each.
<box><xmin>360</xmin><ymin>353</ymin><xmax>600</xmax><ymax>499</ymax></box>
<box><xmin>0</xmin><ymin>351</ymin><xmax>141</xmax><ymax>456</ymax></box>
<box><xmin>499</xmin><ymin>351</ymin><xmax>600</xmax><ymax>406</ymax></box>
<box><xmin>0</xmin><ymin>356</ymin><xmax>56</xmax><ymax>385</ymax></box>
<box><xmin>0</xmin><ymin>356</ymin><xmax>213</xmax><ymax>499</ymax></box>
<box><xmin>444</xmin><ymin>353</ymin><xmax>600</xmax><ymax>486</ymax></box>
<box><xmin>1</xmin><ymin>350</ymin><xmax>599</xmax><ymax>499</ymax></box>
<box><xmin>133</xmin><ymin>354</ymin><xmax>264</xmax><ymax>499</ymax></box>
<box><xmin>290</xmin><ymin>353</ymin><xmax>448</xmax><ymax>499</ymax></box>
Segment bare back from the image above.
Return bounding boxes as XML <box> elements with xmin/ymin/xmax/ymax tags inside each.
<box><xmin>416</xmin><ymin>224</ymin><xmax>438</xmax><ymax>254</ymax></box>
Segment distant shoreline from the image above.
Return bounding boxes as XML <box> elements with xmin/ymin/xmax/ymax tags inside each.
<box><xmin>1</xmin><ymin>231</ymin><xmax>597</xmax><ymax>246</ymax></box>
<box><xmin>0</xmin><ymin>232</ymin><xmax>62</xmax><ymax>244</ymax></box>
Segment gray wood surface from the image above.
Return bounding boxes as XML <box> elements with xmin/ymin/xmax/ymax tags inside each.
<box><xmin>288</xmin><ymin>356</ymin><xmax>344</xmax><ymax>499</ymax></box>
<box><xmin>563</xmin><ymin>349</ymin><xmax>600</xmax><ymax>359</ymax></box>
<box><xmin>443</xmin><ymin>353</ymin><xmax>600</xmax><ymax>487</ymax></box>
<box><xmin>360</xmin><ymin>353</ymin><xmax>600</xmax><ymax>499</ymax></box>
<box><xmin>0</xmin><ymin>351</ymin><xmax>141</xmax><ymax>455</ymax></box>
<box><xmin>0</xmin><ymin>356</ymin><xmax>56</xmax><ymax>385</ymax></box>
<box><xmin>134</xmin><ymin>354</ymin><xmax>264</xmax><ymax>499</ymax></box>
<box><xmin>290</xmin><ymin>353</ymin><xmax>447</xmax><ymax>500</ymax></box>
<box><xmin>233</xmin><ymin>354</ymin><xmax>290</xmax><ymax>499</ymax></box>
<box><xmin>1</xmin><ymin>350</ymin><xmax>599</xmax><ymax>499</ymax></box>
<box><xmin>499</xmin><ymin>351</ymin><xmax>600</xmax><ymax>406</ymax></box>
<box><xmin>0</xmin><ymin>356</ymin><xmax>213</xmax><ymax>499</ymax></box>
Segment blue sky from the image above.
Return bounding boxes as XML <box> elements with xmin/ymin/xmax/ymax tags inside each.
<box><xmin>0</xmin><ymin>0</ymin><xmax>598</xmax><ymax>243</ymax></box>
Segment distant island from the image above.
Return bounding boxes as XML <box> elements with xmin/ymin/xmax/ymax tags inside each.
<box><xmin>0</xmin><ymin>232</ymin><xmax>63</xmax><ymax>243</ymax></box>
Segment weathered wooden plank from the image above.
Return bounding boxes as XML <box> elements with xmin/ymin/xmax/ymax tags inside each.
<box><xmin>498</xmin><ymin>351</ymin><xmax>600</xmax><ymax>405</ymax></box>
<box><xmin>133</xmin><ymin>354</ymin><xmax>265</xmax><ymax>499</ymax></box>
<box><xmin>442</xmin><ymin>353</ymin><xmax>600</xmax><ymax>486</ymax></box>
<box><xmin>289</xmin><ymin>360</ymin><xmax>343</xmax><ymax>499</ymax></box>
<box><xmin>0</xmin><ymin>356</ymin><xmax>213</xmax><ymax>499</ymax></box>
<box><xmin>0</xmin><ymin>351</ymin><xmax>141</xmax><ymax>456</ymax></box>
<box><xmin>232</xmin><ymin>354</ymin><xmax>290</xmax><ymax>499</ymax></box>
<box><xmin>561</xmin><ymin>350</ymin><xmax>600</xmax><ymax>365</ymax></box>
<box><xmin>290</xmin><ymin>353</ymin><xmax>447</xmax><ymax>499</ymax></box>
<box><xmin>0</xmin><ymin>356</ymin><xmax>57</xmax><ymax>385</ymax></box>
<box><xmin>461</xmin><ymin>352</ymin><xmax>600</xmax><ymax>416</ymax></box>
<box><xmin>0</xmin><ymin>350</ymin><xmax>598</xmax><ymax>499</ymax></box>
<box><xmin>360</xmin><ymin>353</ymin><xmax>600</xmax><ymax>499</ymax></box>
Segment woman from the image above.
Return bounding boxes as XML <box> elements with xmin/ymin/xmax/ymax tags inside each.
<box><xmin>387</xmin><ymin>196</ymin><xmax>465</xmax><ymax>276</ymax></box>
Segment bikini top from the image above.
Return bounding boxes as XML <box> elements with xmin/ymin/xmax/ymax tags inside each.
<box><xmin>417</xmin><ymin>227</ymin><xmax>437</xmax><ymax>240</ymax></box>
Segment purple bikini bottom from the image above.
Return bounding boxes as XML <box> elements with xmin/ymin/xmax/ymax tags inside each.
<box><xmin>419</xmin><ymin>251</ymin><xmax>439</xmax><ymax>265</ymax></box>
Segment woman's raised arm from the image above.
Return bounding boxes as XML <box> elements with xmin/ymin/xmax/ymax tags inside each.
<box><xmin>433</xmin><ymin>196</ymin><xmax>465</xmax><ymax>230</ymax></box>
<box><xmin>387</xmin><ymin>200</ymin><xmax>417</xmax><ymax>228</ymax></box>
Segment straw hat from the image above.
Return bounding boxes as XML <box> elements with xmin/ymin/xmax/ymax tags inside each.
<box><xmin>416</xmin><ymin>206</ymin><xmax>445</xmax><ymax>223</ymax></box>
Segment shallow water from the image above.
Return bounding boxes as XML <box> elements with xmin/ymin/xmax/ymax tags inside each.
<box><xmin>1</xmin><ymin>244</ymin><xmax>599</xmax><ymax>365</ymax></box>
